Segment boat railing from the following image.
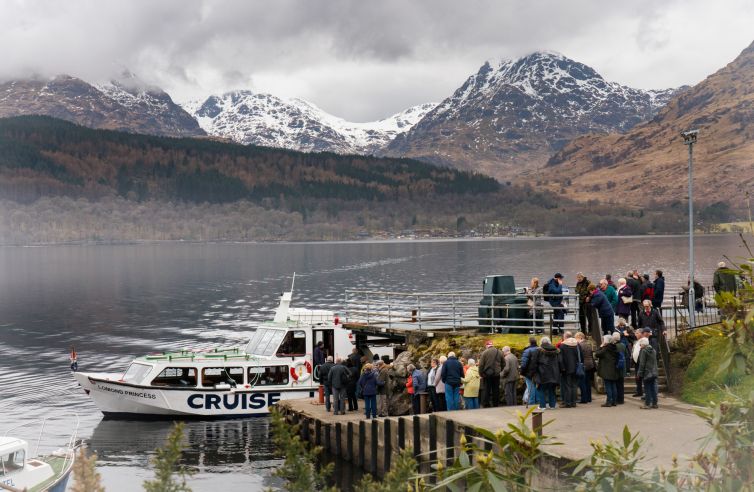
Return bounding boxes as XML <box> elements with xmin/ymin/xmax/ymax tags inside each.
<box><xmin>3</xmin><ymin>414</ymin><xmax>79</xmax><ymax>468</ymax></box>
<box><xmin>343</xmin><ymin>288</ymin><xmax>581</xmax><ymax>333</ymax></box>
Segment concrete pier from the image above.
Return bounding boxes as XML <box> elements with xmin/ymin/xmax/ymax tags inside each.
<box><xmin>278</xmin><ymin>395</ymin><xmax>709</xmax><ymax>479</ymax></box>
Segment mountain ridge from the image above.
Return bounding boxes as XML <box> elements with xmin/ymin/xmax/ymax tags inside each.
<box><xmin>188</xmin><ymin>90</ymin><xmax>436</xmax><ymax>154</ymax></box>
<box><xmin>0</xmin><ymin>74</ymin><xmax>204</xmax><ymax>138</ymax></box>
<box><xmin>545</xmin><ymin>40</ymin><xmax>754</xmax><ymax>209</ymax></box>
<box><xmin>385</xmin><ymin>51</ymin><xmax>681</xmax><ymax>179</ymax></box>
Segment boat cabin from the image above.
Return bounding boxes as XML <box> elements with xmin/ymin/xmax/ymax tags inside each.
<box><xmin>0</xmin><ymin>437</ymin><xmax>55</xmax><ymax>490</ymax></box>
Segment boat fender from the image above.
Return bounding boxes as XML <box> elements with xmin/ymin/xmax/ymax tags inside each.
<box><xmin>290</xmin><ymin>361</ymin><xmax>312</xmax><ymax>383</ymax></box>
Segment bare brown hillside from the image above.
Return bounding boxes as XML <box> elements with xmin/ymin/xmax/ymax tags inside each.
<box><xmin>545</xmin><ymin>41</ymin><xmax>754</xmax><ymax>209</ymax></box>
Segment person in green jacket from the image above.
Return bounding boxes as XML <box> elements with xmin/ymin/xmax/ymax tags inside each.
<box><xmin>600</xmin><ymin>278</ymin><xmax>618</xmax><ymax>312</ymax></box>
<box><xmin>713</xmin><ymin>261</ymin><xmax>738</xmax><ymax>295</ymax></box>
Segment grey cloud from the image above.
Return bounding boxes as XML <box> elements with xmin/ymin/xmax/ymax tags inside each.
<box><xmin>1</xmin><ymin>0</ymin><xmax>753</xmax><ymax>120</ymax></box>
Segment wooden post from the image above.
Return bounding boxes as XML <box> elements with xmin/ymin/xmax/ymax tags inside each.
<box><xmin>398</xmin><ymin>417</ymin><xmax>406</xmax><ymax>449</ymax></box>
<box><xmin>359</xmin><ymin>421</ymin><xmax>366</xmax><ymax>468</ymax></box>
<box><xmin>445</xmin><ymin>419</ymin><xmax>455</xmax><ymax>467</ymax></box>
<box><xmin>532</xmin><ymin>409</ymin><xmax>543</xmax><ymax>436</ymax></box>
<box><xmin>324</xmin><ymin>424</ymin><xmax>331</xmax><ymax>452</ymax></box>
<box><xmin>370</xmin><ymin>419</ymin><xmax>378</xmax><ymax>474</ymax></box>
<box><xmin>428</xmin><ymin>414</ymin><xmax>437</xmax><ymax>463</ymax></box>
<box><xmin>412</xmin><ymin>415</ymin><xmax>421</xmax><ymax>459</ymax></box>
<box><xmin>347</xmin><ymin>422</ymin><xmax>354</xmax><ymax>461</ymax></box>
<box><xmin>383</xmin><ymin>419</ymin><xmax>392</xmax><ymax>473</ymax></box>
<box><xmin>301</xmin><ymin>417</ymin><xmax>309</xmax><ymax>442</ymax></box>
<box><xmin>335</xmin><ymin>422</ymin><xmax>342</xmax><ymax>458</ymax></box>
<box><xmin>314</xmin><ymin>419</ymin><xmax>321</xmax><ymax>446</ymax></box>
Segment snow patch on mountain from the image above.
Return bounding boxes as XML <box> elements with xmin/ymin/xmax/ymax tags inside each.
<box><xmin>185</xmin><ymin>91</ymin><xmax>436</xmax><ymax>154</ymax></box>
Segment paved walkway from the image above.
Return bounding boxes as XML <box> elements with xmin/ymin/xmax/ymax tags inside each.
<box><xmin>283</xmin><ymin>394</ymin><xmax>709</xmax><ymax>470</ymax></box>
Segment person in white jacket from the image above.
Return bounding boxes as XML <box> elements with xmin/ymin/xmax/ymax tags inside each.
<box><xmin>631</xmin><ymin>328</ymin><xmax>649</xmax><ymax>399</ymax></box>
<box><xmin>433</xmin><ymin>356</ymin><xmax>447</xmax><ymax>411</ymax></box>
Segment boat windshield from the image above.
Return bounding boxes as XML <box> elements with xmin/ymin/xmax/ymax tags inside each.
<box><xmin>122</xmin><ymin>362</ymin><xmax>153</xmax><ymax>384</ymax></box>
<box><xmin>246</xmin><ymin>328</ymin><xmax>286</xmax><ymax>357</ymax></box>
<box><xmin>0</xmin><ymin>449</ymin><xmax>24</xmax><ymax>475</ymax></box>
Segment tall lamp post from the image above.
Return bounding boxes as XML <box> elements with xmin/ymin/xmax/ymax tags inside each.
<box><xmin>681</xmin><ymin>129</ymin><xmax>699</xmax><ymax>328</ymax></box>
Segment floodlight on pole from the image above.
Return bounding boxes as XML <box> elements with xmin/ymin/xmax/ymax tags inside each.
<box><xmin>681</xmin><ymin>129</ymin><xmax>699</xmax><ymax>328</ymax></box>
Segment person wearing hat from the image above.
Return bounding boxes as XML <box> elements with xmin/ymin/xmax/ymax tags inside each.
<box><xmin>478</xmin><ymin>340</ymin><xmax>502</xmax><ymax>407</ymax></box>
<box><xmin>545</xmin><ymin>273</ymin><xmax>565</xmax><ymax>330</ymax></box>
<box><xmin>713</xmin><ymin>261</ymin><xmax>738</xmax><ymax>295</ymax></box>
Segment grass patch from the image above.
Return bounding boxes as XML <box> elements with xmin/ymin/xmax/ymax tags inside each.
<box><xmin>677</xmin><ymin>327</ymin><xmax>754</xmax><ymax>406</ymax></box>
<box><xmin>412</xmin><ymin>333</ymin><xmax>560</xmax><ymax>363</ymax></box>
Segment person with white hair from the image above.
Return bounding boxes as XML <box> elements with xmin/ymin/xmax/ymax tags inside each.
<box><xmin>637</xmin><ymin>337</ymin><xmax>659</xmax><ymax>409</ymax></box>
<box><xmin>594</xmin><ymin>334</ymin><xmax>620</xmax><ymax>407</ymax></box>
<box><xmin>558</xmin><ymin>332</ymin><xmax>582</xmax><ymax>408</ymax></box>
<box><xmin>433</xmin><ymin>355</ymin><xmax>447</xmax><ymax>411</ymax></box>
<box><xmin>441</xmin><ymin>351</ymin><xmax>464</xmax><ymax>411</ymax></box>
<box><xmin>713</xmin><ymin>261</ymin><xmax>738</xmax><ymax>295</ymax></box>
<box><xmin>531</xmin><ymin>336</ymin><xmax>560</xmax><ymax>409</ymax></box>
<box><xmin>611</xmin><ymin>331</ymin><xmax>628</xmax><ymax>404</ymax></box>
<box><xmin>501</xmin><ymin>346</ymin><xmax>519</xmax><ymax>406</ymax></box>
<box><xmin>616</xmin><ymin>277</ymin><xmax>633</xmax><ymax>324</ymax></box>
<box><xmin>461</xmin><ymin>358</ymin><xmax>480</xmax><ymax>409</ymax></box>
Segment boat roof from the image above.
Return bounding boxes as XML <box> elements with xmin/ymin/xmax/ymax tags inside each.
<box><xmin>0</xmin><ymin>436</ymin><xmax>27</xmax><ymax>453</ymax></box>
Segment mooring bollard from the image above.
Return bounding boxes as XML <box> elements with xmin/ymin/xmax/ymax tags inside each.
<box><xmin>532</xmin><ymin>409</ymin><xmax>543</xmax><ymax>436</ymax></box>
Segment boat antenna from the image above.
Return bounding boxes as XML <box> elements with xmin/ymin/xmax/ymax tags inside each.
<box><xmin>290</xmin><ymin>272</ymin><xmax>296</xmax><ymax>295</ymax></box>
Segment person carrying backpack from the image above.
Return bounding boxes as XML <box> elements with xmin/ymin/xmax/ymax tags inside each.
<box><xmin>594</xmin><ymin>335</ymin><xmax>620</xmax><ymax>407</ymax></box>
<box><xmin>641</xmin><ymin>274</ymin><xmax>654</xmax><ymax>303</ymax></box>
<box><xmin>478</xmin><ymin>340</ymin><xmax>502</xmax><ymax>407</ymax></box>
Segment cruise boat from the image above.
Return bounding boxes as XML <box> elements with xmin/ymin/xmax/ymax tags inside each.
<box><xmin>1</xmin><ymin>419</ymin><xmax>77</xmax><ymax>492</ymax></box>
<box><xmin>72</xmin><ymin>289</ymin><xmax>358</xmax><ymax>418</ymax></box>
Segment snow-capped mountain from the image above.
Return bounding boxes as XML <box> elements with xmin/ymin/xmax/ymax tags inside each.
<box><xmin>0</xmin><ymin>74</ymin><xmax>204</xmax><ymax>138</ymax></box>
<box><xmin>187</xmin><ymin>91</ymin><xmax>436</xmax><ymax>154</ymax></box>
<box><xmin>386</xmin><ymin>51</ymin><xmax>682</xmax><ymax>179</ymax></box>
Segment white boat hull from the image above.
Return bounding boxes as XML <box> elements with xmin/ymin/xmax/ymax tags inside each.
<box><xmin>74</xmin><ymin>372</ymin><xmax>317</xmax><ymax>418</ymax></box>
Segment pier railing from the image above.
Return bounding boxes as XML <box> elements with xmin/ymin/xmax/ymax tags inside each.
<box><xmin>343</xmin><ymin>289</ymin><xmax>581</xmax><ymax>334</ymax></box>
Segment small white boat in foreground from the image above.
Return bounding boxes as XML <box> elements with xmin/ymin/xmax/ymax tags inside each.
<box><xmin>1</xmin><ymin>419</ymin><xmax>77</xmax><ymax>492</ymax></box>
<box><xmin>73</xmin><ymin>288</ymin><xmax>357</xmax><ymax>418</ymax></box>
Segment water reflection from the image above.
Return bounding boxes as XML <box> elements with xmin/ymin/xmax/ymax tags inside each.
<box><xmin>0</xmin><ymin>236</ymin><xmax>746</xmax><ymax>491</ymax></box>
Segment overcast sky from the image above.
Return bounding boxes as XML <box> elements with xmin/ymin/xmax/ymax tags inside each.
<box><xmin>3</xmin><ymin>0</ymin><xmax>754</xmax><ymax>121</ymax></box>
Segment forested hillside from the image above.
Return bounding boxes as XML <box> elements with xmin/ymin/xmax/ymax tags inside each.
<box><xmin>0</xmin><ymin>116</ymin><xmax>688</xmax><ymax>243</ymax></box>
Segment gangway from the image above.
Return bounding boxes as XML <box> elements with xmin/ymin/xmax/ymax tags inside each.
<box><xmin>342</xmin><ymin>287</ymin><xmax>581</xmax><ymax>342</ymax></box>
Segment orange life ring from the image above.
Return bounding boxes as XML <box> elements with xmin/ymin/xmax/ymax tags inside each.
<box><xmin>291</xmin><ymin>360</ymin><xmax>312</xmax><ymax>382</ymax></box>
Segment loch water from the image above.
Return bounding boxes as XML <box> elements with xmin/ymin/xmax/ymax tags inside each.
<box><xmin>0</xmin><ymin>235</ymin><xmax>747</xmax><ymax>491</ymax></box>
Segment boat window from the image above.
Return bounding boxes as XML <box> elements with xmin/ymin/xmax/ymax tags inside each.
<box><xmin>0</xmin><ymin>450</ymin><xmax>25</xmax><ymax>475</ymax></box>
<box><xmin>248</xmin><ymin>365</ymin><xmax>290</xmax><ymax>386</ymax></box>
<box><xmin>122</xmin><ymin>362</ymin><xmax>152</xmax><ymax>384</ymax></box>
<box><xmin>276</xmin><ymin>330</ymin><xmax>307</xmax><ymax>357</ymax></box>
<box><xmin>150</xmin><ymin>367</ymin><xmax>197</xmax><ymax>387</ymax></box>
<box><xmin>246</xmin><ymin>328</ymin><xmax>286</xmax><ymax>357</ymax></box>
<box><xmin>202</xmin><ymin>367</ymin><xmax>244</xmax><ymax>386</ymax></box>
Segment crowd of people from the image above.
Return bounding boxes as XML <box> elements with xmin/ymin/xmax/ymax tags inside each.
<box><xmin>314</xmin><ymin>265</ymin><xmax>740</xmax><ymax>418</ymax></box>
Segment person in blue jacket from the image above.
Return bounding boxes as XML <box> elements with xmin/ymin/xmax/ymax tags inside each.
<box><xmin>440</xmin><ymin>351</ymin><xmax>464</xmax><ymax>411</ymax></box>
<box><xmin>546</xmin><ymin>273</ymin><xmax>565</xmax><ymax>330</ymax></box>
<box><xmin>589</xmin><ymin>282</ymin><xmax>615</xmax><ymax>335</ymax></box>
<box><xmin>407</xmin><ymin>364</ymin><xmax>427</xmax><ymax>414</ymax></box>
<box><xmin>652</xmin><ymin>270</ymin><xmax>665</xmax><ymax>310</ymax></box>
<box><xmin>357</xmin><ymin>363</ymin><xmax>378</xmax><ymax>419</ymax></box>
